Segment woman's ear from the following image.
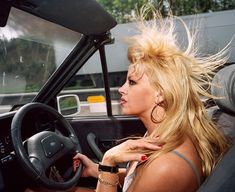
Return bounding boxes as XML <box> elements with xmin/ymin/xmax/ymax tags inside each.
<box><xmin>155</xmin><ymin>91</ymin><xmax>164</xmax><ymax>104</ymax></box>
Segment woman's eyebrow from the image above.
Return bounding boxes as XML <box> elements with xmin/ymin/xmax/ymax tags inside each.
<box><xmin>128</xmin><ymin>74</ymin><xmax>137</xmax><ymax>80</ymax></box>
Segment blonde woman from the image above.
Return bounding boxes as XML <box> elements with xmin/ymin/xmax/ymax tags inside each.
<box><xmin>75</xmin><ymin>8</ymin><xmax>231</xmax><ymax>192</ymax></box>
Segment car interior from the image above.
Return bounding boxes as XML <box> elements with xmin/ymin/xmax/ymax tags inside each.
<box><xmin>198</xmin><ymin>64</ymin><xmax>235</xmax><ymax>192</ymax></box>
<box><xmin>0</xmin><ymin>0</ymin><xmax>234</xmax><ymax>192</ymax></box>
<box><xmin>0</xmin><ymin>0</ymin><xmax>145</xmax><ymax>191</ymax></box>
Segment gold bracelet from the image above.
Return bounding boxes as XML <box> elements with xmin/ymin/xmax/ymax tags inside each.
<box><xmin>98</xmin><ymin>174</ymin><xmax>119</xmax><ymax>187</ymax></box>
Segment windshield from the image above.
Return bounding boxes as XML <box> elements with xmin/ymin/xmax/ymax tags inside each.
<box><xmin>0</xmin><ymin>7</ymin><xmax>82</xmax><ymax>114</ymax></box>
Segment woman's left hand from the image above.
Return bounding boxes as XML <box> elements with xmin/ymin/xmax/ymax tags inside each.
<box><xmin>101</xmin><ymin>138</ymin><xmax>162</xmax><ymax>166</ymax></box>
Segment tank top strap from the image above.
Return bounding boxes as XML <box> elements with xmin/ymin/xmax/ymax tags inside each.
<box><xmin>172</xmin><ymin>150</ymin><xmax>201</xmax><ymax>187</ymax></box>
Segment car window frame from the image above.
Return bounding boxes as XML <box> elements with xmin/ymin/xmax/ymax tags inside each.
<box><xmin>30</xmin><ymin>33</ymin><xmax>115</xmax><ymax>117</ymax></box>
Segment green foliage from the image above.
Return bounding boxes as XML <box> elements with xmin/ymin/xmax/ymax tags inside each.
<box><xmin>0</xmin><ymin>38</ymin><xmax>56</xmax><ymax>93</ymax></box>
<box><xmin>97</xmin><ymin>0</ymin><xmax>149</xmax><ymax>23</ymax></box>
<box><xmin>168</xmin><ymin>0</ymin><xmax>235</xmax><ymax>16</ymax></box>
<box><xmin>97</xmin><ymin>0</ymin><xmax>235</xmax><ymax>23</ymax></box>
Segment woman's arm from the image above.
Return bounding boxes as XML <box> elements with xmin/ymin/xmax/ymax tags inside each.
<box><xmin>74</xmin><ymin>153</ymin><xmax>127</xmax><ymax>183</ymax></box>
<box><xmin>95</xmin><ymin>138</ymin><xmax>161</xmax><ymax>192</ymax></box>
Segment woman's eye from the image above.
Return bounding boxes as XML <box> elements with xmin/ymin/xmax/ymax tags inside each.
<box><xmin>129</xmin><ymin>80</ymin><xmax>136</xmax><ymax>85</ymax></box>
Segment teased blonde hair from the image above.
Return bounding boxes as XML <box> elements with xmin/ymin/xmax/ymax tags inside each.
<box><xmin>127</xmin><ymin>5</ymin><xmax>231</xmax><ymax>177</ymax></box>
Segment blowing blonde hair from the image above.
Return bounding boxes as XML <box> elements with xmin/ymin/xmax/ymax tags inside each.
<box><xmin>127</xmin><ymin>6</ymin><xmax>231</xmax><ymax>177</ymax></box>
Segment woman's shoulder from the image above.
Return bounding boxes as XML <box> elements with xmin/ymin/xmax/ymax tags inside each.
<box><xmin>149</xmin><ymin>148</ymin><xmax>201</xmax><ymax>182</ymax></box>
<box><xmin>136</xmin><ymin>153</ymin><xmax>198</xmax><ymax>192</ymax></box>
<box><xmin>132</xmin><ymin>139</ymin><xmax>202</xmax><ymax>192</ymax></box>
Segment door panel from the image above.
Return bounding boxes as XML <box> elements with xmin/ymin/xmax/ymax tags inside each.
<box><xmin>68</xmin><ymin>116</ymin><xmax>145</xmax><ymax>188</ymax></box>
<box><xmin>69</xmin><ymin>116</ymin><xmax>146</xmax><ymax>160</ymax></box>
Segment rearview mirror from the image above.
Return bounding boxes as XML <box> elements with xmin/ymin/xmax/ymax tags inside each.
<box><xmin>57</xmin><ymin>94</ymin><xmax>80</xmax><ymax>117</ymax></box>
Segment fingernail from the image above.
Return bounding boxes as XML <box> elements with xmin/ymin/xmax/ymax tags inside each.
<box><xmin>73</xmin><ymin>159</ymin><xmax>80</xmax><ymax>164</ymax></box>
<box><xmin>141</xmin><ymin>155</ymin><xmax>148</xmax><ymax>161</ymax></box>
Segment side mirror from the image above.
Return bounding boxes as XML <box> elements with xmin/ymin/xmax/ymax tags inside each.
<box><xmin>57</xmin><ymin>94</ymin><xmax>80</xmax><ymax>117</ymax></box>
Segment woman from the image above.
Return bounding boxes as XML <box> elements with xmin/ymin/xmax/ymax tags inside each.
<box><xmin>27</xmin><ymin>6</ymin><xmax>231</xmax><ymax>192</ymax></box>
<box><xmin>73</xmin><ymin>7</ymin><xmax>231</xmax><ymax>192</ymax></box>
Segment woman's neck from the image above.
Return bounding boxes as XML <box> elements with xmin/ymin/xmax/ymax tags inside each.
<box><xmin>139</xmin><ymin>106</ymin><xmax>165</xmax><ymax>135</ymax></box>
<box><xmin>139</xmin><ymin>116</ymin><xmax>159</xmax><ymax>135</ymax></box>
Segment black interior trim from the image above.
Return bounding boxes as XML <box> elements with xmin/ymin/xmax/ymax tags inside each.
<box><xmin>99</xmin><ymin>44</ymin><xmax>113</xmax><ymax>116</ymax></box>
<box><xmin>0</xmin><ymin>0</ymin><xmax>11</xmax><ymax>27</ymax></box>
<box><xmin>10</xmin><ymin>0</ymin><xmax>117</xmax><ymax>35</ymax></box>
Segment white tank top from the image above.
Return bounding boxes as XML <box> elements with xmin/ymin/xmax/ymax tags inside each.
<box><xmin>122</xmin><ymin>171</ymin><xmax>135</xmax><ymax>192</ymax></box>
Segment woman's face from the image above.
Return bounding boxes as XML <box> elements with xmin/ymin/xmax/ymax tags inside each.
<box><xmin>118</xmin><ymin>66</ymin><xmax>157</xmax><ymax>118</ymax></box>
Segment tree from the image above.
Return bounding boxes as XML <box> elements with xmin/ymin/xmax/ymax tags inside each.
<box><xmin>0</xmin><ymin>38</ymin><xmax>56</xmax><ymax>93</ymax></box>
<box><xmin>97</xmin><ymin>0</ymin><xmax>149</xmax><ymax>23</ymax></box>
<box><xmin>97</xmin><ymin>0</ymin><xmax>235</xmax><ymax>23</ymax></box>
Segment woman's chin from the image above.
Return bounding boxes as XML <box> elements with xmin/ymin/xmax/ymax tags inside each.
<box><xmin>121</xmin><ymin>109</ymin><xmax>133</xmax><ymax>116</ymax></box>
<box><xmin>121</xmin><ymin>108</ymin><xmax>128</xmax><ymax>115</ymax></box>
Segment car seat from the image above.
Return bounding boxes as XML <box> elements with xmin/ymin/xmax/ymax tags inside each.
<box><xmin>198</xmin><ymin>64</ymin><xmax>235</xmax><ymax>192</ymax></box>
<box><xmin>210</xmin><ymin>64</ymin><xmax>235</xmax><ymax>141</ymax></box>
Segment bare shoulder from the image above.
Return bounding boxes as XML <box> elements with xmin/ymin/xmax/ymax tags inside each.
<box><xmin>130</xmin><ymin>151</ymin><xmax>199</xmax><ymax>192</ymax></box>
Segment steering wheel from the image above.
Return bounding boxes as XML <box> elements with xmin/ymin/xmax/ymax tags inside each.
<box><xmin>11</xmin><ymin>102</ymin><xmax>83</xmax><ymax>190</ymax></box>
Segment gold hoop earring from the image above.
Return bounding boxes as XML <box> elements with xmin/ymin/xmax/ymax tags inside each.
<box><xmin>151</xmin><ymin>105</ymin><xmax>159</xmax><ymax>123</ymax></box>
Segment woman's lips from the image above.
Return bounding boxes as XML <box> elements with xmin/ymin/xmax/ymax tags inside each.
<box><xmin>120</xmin><ymin>98</ymin><xmax>127</xmax><ymax>105</ymax></box>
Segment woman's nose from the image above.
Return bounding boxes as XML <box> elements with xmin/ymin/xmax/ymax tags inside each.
<box><xmin>118</xmin><ymin>82</ymin><xmax>127</xmax><ymax>95</ymax></box>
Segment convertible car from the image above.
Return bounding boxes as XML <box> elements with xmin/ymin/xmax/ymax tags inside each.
<box><xmin>0</xmin><ymin>0</ymin><xmax>234</xmax><ymax>191</ymax></box>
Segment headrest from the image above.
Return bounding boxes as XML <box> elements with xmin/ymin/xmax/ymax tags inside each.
<box><xmin>211</xmin><ymin>65</ymin><xmax>235</xmax><ymax>114</ymax></box>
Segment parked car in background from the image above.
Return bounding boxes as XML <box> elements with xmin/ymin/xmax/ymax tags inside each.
<box><xmin>0</xmin><ymin>0</ymin><xmax>234</xmax><ymax>191</ymax></box>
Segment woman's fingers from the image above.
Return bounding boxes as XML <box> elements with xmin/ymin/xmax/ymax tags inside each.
<box><xmin>125</xmin><ymin>138</ymin><xmax>162</xmax><ymax>151</ymax></box>
<box><xmin>73</xmin><ymin>159</ymin><xmax>81</xmax><ymax>172</ymax></box>
<box><xmin>73</xmin><ymin>153</ymin><xmax>87</xmax><ymax>161</ymax></box>
<box><xmin>117</xmin><ymin>153</ymin><xmax>149</xmax><ymax>162</ymax></box>
<box><xmin>73</xmin><ymin>153</ymin><xmax>99</xmax><ymax>178</ymax></box>
<box><xmin>102</xmin><ymin>138</ymin><xmax>163</xmax><ymax>165</ymax></box>
<box><xmin>73</xmin><ymin>153</ymin><xmax>87</xmax><ymax>172</ymax></box>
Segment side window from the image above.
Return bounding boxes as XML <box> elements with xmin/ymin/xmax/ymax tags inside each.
<box><xmin>106</xmin><ymin>28</ymin><xmax>130</xmax><ymax>115</ymax></box>
<box><xmin>58</xmin><ymin>52</ymin><xmax>107</xmax><ymax>116</ymax></box>
<box><xmin>108</xmin><ymin>70</ymin><xmax>127</xmax><ymax>116</ymax></box>
<box><xmin>57</xmin><ymin>24</ymin><xmax>132</xmax><ymax>117</ymax></box>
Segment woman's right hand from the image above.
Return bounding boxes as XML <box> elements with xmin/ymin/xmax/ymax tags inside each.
<box><xmin>73</xmin><ymin>153</ymin><xmax>99</xmax><ymax>178</ymax></box>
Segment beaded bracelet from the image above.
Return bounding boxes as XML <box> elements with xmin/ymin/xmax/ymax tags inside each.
<box><xmin>98</xmin><ymin>174</ymin><xmax>120</xmax><ymax>187</ymax></box>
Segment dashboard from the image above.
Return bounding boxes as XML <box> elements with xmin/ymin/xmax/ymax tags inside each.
<box><xmin>0</xmin><ymin>135</ymin><xmax>13</xmax><ymax>164</ymax></box>
<box><xmin>0</xmin><ymin>109</ymin><xmax>62</xmax><ymax>166</ymax></box>
<box><xmin>0</xmin><ymin>116</ymin><xmax>14</xmax><ymax>165</ymax></box>
<box><xmin>0</xmin><ymin>107</ymin><xmax>72</xmax><ymax>191</ymax></box>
